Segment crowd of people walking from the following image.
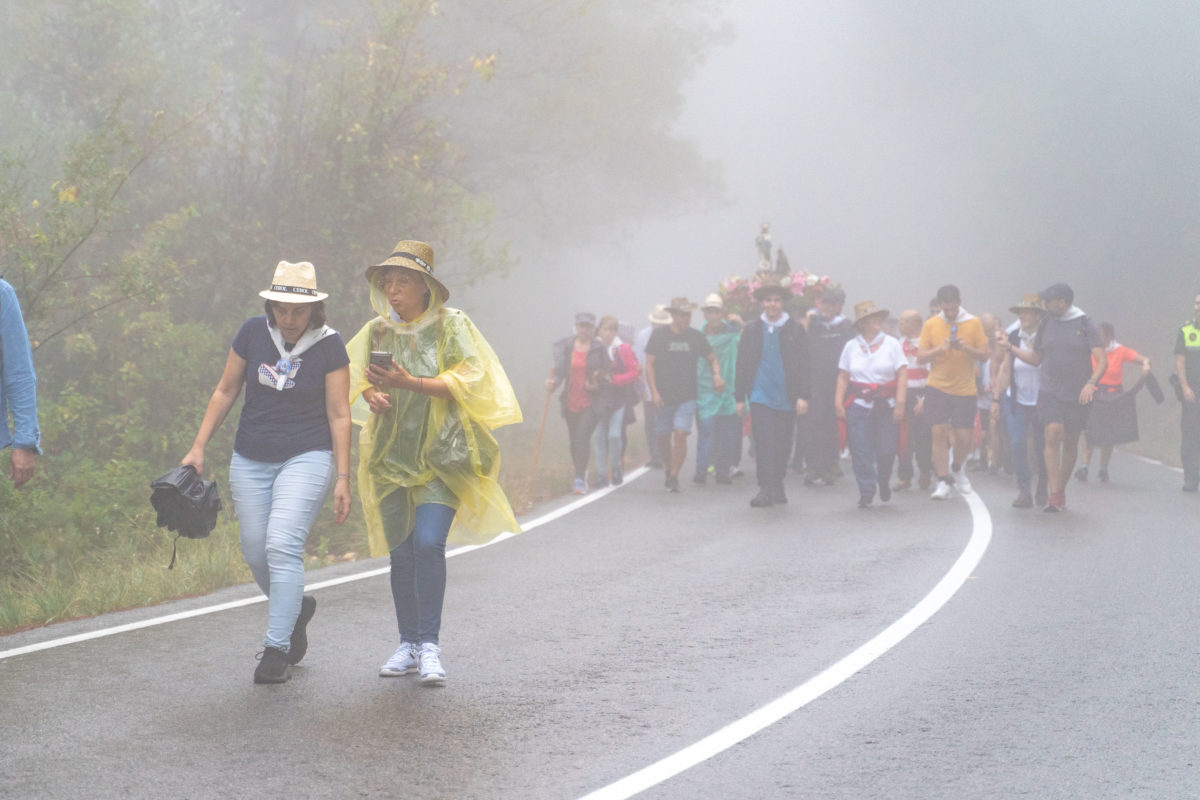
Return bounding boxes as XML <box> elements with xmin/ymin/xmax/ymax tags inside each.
<box><xmin>548</xmin><ymin>276</ymin><xmax>1185</xmax><ymax>516</ymax></box>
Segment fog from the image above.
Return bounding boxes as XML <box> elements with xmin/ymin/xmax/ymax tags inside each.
<box><xmin>471</xmin><ymin>0</ymin><xmax>1200</xmax><ymax>408</ymax></box>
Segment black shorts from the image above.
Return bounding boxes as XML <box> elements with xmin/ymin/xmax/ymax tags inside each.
<box><xmin>1037</xmin><ymin>391</ymin><xmax>1091</xmax><ymax>436</ymax></box>
<box><xmin>923</xmin><ymin>387</ymin><xmax>978</xmax><ymax>429</ymax></box>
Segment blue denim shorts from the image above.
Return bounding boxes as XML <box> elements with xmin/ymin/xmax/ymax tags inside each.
<box><xmin>656</xmin><ymin>399</ymin><xmax>697</xmax><ymax>436</ymax></box>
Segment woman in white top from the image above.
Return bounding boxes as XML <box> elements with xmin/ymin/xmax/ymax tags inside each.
<box><xmin>993</xmin><ymin>294</ymin><xmax>1049</xmax><ymax>508</ymax></box>
<box><xmin>835</xmin><ymin>302</ymin><xmax>908</xmax><ymax>508</ymax></box>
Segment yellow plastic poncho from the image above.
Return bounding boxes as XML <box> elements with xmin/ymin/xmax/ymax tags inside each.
<box><xmin>348</xmin><ymin>275</ymin><xmax>523</xmax><ymax>556</ymax></box>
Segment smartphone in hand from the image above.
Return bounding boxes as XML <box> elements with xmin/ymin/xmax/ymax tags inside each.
<box><xmin>369</xmin><ymin>351</ymin><xmax>393</xmax><ymax>369</ymax></box>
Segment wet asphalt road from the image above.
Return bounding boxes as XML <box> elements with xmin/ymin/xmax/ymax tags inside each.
<box><xmin>2</xmin><ymin>451</ymin><xmax>1199</xmax><ymax>799</ymax></box>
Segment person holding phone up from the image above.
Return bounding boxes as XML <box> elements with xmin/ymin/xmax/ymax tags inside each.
<box><xmin>917</xmin><ymin>284</ymin><xmax>990</xmax><ymax>500</ymax></box>
<box><xmin>349</xmin><ymin>240</ymin><xmax>521</xmax><ymax>686</ymax></box>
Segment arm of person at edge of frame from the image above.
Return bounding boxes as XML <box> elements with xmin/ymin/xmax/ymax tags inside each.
<box><xmin>1078</xmin><ymin>346</ymin><xmax>1109</xmax><ymax>404</ymax></box>
<box><xmin>325</xmin><ymin>365</ymin><xmax>352</xmax><ymax>524</ymax></box>
<box><xmin>182</xmin><ymin>348</ymin><xmax>248</xmax><ymax>476</ymax></box>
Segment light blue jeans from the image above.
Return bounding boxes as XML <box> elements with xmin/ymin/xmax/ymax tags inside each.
<box><xmin>230</xmin><ymin>450</ymin><xmax>333</xmax><ymax>651</ymax></box>
<box><xmin>591</xmin><ymin>405</ymin><xmax>626</xmax><ymax>478</ymax></box>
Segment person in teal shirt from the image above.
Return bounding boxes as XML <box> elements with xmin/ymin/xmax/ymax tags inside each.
<box><xmin>695</xmin><ymin>293</ymin><xmax>742</xmax><ymax>484</ymax></box>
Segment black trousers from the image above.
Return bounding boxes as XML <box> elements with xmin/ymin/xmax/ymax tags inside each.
<box><xmin>1182</xmin><ymin>401</ymin><xmax>1200</xmax><ymax>487</ymax></box>
<box><xmin>806</xmin><ymin>385</ymin><xmax>840</xmax><ymax>474</ymax></box>
<box><xmin>751</xmin><ymin>403</ymin><xmax>794</xmax><ymax>491</ymax></box>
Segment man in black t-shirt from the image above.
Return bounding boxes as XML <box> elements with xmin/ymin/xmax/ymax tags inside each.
<box><xmin>1009</xmin><ymin>283</ymin><xmax>1104</xmax><ymax>512</ymax></box>
<box><xmin>1174</xmin><ymin>291</ymin><xmax>1200</xmax><ymax>491</ymax></box>
<box><xmin>646</xmin><ymin>297</ymin><xmax>725</xmax><ymax>492</ymax></box>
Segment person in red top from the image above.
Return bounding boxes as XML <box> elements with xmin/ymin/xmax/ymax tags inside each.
<box><xmin>1075</xmin><ymin>322</ymin><xmax>1149</xmax><ymax>482</ymax></box>
<box><xmin>591</xmin><ymin>315</ymin><xmax>641</xmax><ymax>487</ymax></box>
<box><xmin>547</xmin><ymin>313</ymin><xmax>608</xmax><ymax>494</ymax></box>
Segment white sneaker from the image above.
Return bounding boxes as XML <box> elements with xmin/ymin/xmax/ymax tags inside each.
<box><xmin>418</xmin><ymin>642</ymin><xmax>446</xmax><ymax>686</ymax></box>
<box><xmin>952</xmin><ymin>467</ymin><xmax>972</xmax><ymax>494</ymax></box>
<box><xmin>931</xmin><ymin>480</ymin><xmax>953</xmax><ymax>500</ymax></box>
<box><xmin>379</xmin><ymin>642</ymin><xmax>418</xmax><ymax>676</ymax></box>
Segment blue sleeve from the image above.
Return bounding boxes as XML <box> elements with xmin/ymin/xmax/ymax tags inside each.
<box><xmin>0</xmin><ymin>281</ymin><xmax>41</xmax><ymax>453</ymax></box>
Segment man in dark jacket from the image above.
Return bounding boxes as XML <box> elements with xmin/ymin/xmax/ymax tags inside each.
<box><xmin>802</xmin><ymin>286</ymin><xmax>854</xmax><ymax>485</ymax></box>
<box><xmin>736</xmin><ymin>274</ymin><xmax>811</xmax><ymax>507</ymax></box>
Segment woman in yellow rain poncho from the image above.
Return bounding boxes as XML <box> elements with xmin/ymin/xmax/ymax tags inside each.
<box><xmin>349</xmin><ymin>240</ymin><xmax>521</xmax><ymax>686</ymax></box>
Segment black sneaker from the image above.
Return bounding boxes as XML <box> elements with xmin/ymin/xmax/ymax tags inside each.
<box><xmin>665</xmin><ymin>475</ymin><xmax>680</xmax><ymax>493</ymax></box>
<box><xmin>288</xmin><ymin>595</ymin><xmax>317</xmax><ymax>665</ymax></box>
<box><xmin>1074</xmin><ymin>466</ymin><xmax>1088</xmax><ymax>482</ymax></box>
<box><xmin>254</xmin><ymin>646</ymin><xmax>292</xmax><ymax>684</ymax></box>
<box><xmin>857</xmin><ymin>496</ymin><xmax>873</xmax><ymax>509</ymax></box>
<box><xmin>879</xmin><ymin>481</ymin><xmax>891</xmax><ymax>502</ymax></box>
<box><xmin>749</xmin><ymin>489</ymin><xmax>774</xmax><ymax>508</ymax></box>
<box><xmin>1012</xmin><ymin>492</ymin><xmax>1034</xmax><ymax>508</ymax></box>
<box><xmin>611</xmin><ymin>467</ymin><xmax>623</xmax><ymax>486</ymax></box>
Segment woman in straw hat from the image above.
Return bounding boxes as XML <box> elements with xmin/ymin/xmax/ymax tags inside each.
<box><xmin>834</xmin><ymin>301</ymin><xmax>907</xmax><ymax>508</ymax></box>
<box><xmin>183</xmin><ymin>261</ymin><xmax>352</xmax><ymax>684</ymax></box>
<box><xmin>351</xmin><ymin>240</ymin><xmax>521</xmax><ymax>686</ymax></box>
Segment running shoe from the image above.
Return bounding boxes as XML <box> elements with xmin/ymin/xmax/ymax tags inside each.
<box><xmin>287</xmin><ymin>594</ymin><xmax>317</xmax><ymax>665</ymax></box>
<box><xmin>931</xmin><ymin>480</ymin><xmax>953</xmax><ymax>500</ymax></box>
<box><xmin>254</xmin><ymin>646</ymin><xmax>291</xmax><ymax>684</ymax></box>
<box><xmin>418</xmin><ymin>642</ymin><xmax>446</xmax><ymax>686</ymax></box>
<box><xmin>379</xmin><ymin>642</ymin><xmax>419</xmax><ymax>677</ymax></box>
<box><xmin>951</xmin><ymin>466</ymin><xmax>972</xmax><ymax>495</ymax></box>
<box><xmin>572</xmin><ymin>478</ymin><xmax>587</xmax><ymax>495</ymax></box>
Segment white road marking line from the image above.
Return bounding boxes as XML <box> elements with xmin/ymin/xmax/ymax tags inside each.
<box><xmin>0</xmin><ymin>466</ymin><xmax>649</xmax><ymax>661</ymax></box>
<box><xmin>1132</xmin><ymin>454</ymin><xmax>1184</xmax><ymax>473</ymax></box>
<box><xmin>577</xmin><ymin>490</ymin><xmax>994</xmax><ymax>800</ymax></box>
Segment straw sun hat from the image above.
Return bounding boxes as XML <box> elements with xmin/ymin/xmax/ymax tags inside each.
<box><xmin>365</xmin><ymin>240</ymin><xmax>449</xmax><ymax>303</ymax></box>
<box><xmin>852</xmin><ymin>300</ymin><xmax>889</xmax><ymax>326</ymax></box>
<box><xmin>259</xmin><ymin>261</ymin><xmax>329</xmax><ymax>303</ymax></box>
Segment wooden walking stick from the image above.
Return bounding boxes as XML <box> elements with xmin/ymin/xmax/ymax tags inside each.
<box><xmin>528</xmin><ymin>386</ymin><xmax>554</xmax><ymax>500</ymax></box>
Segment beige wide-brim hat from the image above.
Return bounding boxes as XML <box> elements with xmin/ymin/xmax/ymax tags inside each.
<box><xmin>1009</xmin><ymin>293</ymin><xmax>1046</xmax><ymax>315</ymax></box>
<box><xmin>648</xmin><ymin>305</ymin><xmax>671</xmax><ymax>325</ymax></box>
<box><xmin>666</xmin><ymin>296</ymin><xmax>698</xmax><ymax>313</ymax></box>
<box><xmin>701</xmin><ymin>292</ymin><xmax>724</xmax><ymax>311</ymax></box>
<box><xmin>365</xmin><ymin>240</ymin><xmax>449</xmax><ymax>303</ymax></box>
<box><xmin>853</xmin><ymin>300</ymin><xmax>889</xmax><ymax>326</ymax></box>
<box><xmin>259</xmin><ymin>261</ymin><xmax>329</xmax><ymax>303</ymax></box>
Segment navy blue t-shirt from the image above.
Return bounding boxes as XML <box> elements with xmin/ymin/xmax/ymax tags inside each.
<box><xmin>232</xmin><ymin>316</ymin><xmax>350</xmax><ymax>462</ymax></box>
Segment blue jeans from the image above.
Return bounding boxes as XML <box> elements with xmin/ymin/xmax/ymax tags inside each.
<box><xmin>1005</xmin><ymin>398</ymin><xmax>1048</xmax><ymax>495</ymax></box>
<box><xmin>591</xmin><ymin>405</ymin><xmax>626</xmax><ymax>477</ymax></box>
<box><xmin>846</xmin><ymin>403</ymin><xmax>897</xmax><ymax>500</ymax></box>
<box><xmin>382</xmin><ymin>495</ymin><xmax>456</xmax><ymax>645</ymax></box>
<box><xmin>229</xmin><ymin>449</ymin><xmax>333</xmax><ymax>652</ymax></box>
<box><xmin>696</xmin><ymin>413</ymin><xmax>741</xmax><ymax>479</ymax></box>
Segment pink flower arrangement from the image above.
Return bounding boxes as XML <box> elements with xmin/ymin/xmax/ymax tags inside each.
<box><xmin>711</xmin><ymin>266</ymin><xmax>842</xmax><ymax>319</ymax></box>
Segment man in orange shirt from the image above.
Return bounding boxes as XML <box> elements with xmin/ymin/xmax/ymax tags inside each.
<box><xmin>917</xmin><ymin>285</ymin><xmax>990</xmax><ymax>500</ymax></box>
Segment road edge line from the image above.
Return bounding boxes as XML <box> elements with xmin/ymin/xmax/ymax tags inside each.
<box><xmin>577</xmin><ymin>490</ymin><xmax>994</xmax><ymax>800</ymax></box>
<box><xmin>0</xmin><ymin>466</ymin><xmax>651</xmax><ymax>661</ymax></box>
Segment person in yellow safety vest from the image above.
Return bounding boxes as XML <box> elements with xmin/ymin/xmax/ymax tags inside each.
<box><xmin>1174</xmin><ymin>292</ymin><xmax>1200</xmax><ymax>492</ymax></box>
